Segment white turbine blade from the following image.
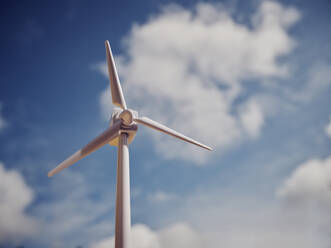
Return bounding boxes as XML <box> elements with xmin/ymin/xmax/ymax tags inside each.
<box><xmin>48</xmin><ymin>122</ymin><xmax>121</xmax><ymax>177</ymax></box>
<box><xmin>105</xmin><ymin>40</ymin><xmax>127</xmax><ymax>109</ymax></box>
<box><xmin>134</xmin><ymin>117</ymin><xmax>212</xmax><ymax>151</ymax></box>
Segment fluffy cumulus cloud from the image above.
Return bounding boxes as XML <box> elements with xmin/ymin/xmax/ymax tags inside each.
<box><xmin>90</xmin><ymin>224</ymin><xmax>160</xmax><ymax>248</ymax></box>
<box><xmin>98</xmin><ymin>1</ymin><xmax>300</xmax><ymax>163</ymax></box>
<box><xmin>277</xmin><ymin>156</ymin><xmax>331</xmax><ymax>207</ymax></box>
<box><xmin>0</xmin><ymin>163</ymin><xmax>38</xmax><ymax>243</ymax></box>
<box><xmin>275</xmin><ymin>156</ymin><xmax>331</xmax><ymax>246</ymax></box>
<box><xmin>90</xmin><ymin>222</ymin><xmax>202</xmax><ymax>248</ymax></box>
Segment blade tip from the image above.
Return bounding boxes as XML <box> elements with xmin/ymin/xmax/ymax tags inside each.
<box><xmin>105</xmin><ymin>40</ymin><xmax>111</xmax><ymax>49</ymax></box>
<box><xmin>202</xmin><ymin>145</ymin><xmax>212</xmax><ymax>151</ymax></box>
<box><xmin>48</xmin><ymin>171</ymin><xmax>54</xmax><ymax>177</ymax></box>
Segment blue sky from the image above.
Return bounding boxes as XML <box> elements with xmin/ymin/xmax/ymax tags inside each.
<box><xmin>0</xmin><ymin>0</ymin><xmax>331</xmax><ymax>247</ymax></box>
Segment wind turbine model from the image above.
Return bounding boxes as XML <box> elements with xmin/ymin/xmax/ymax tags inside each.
<box><xmin>48</xmin><ymin>40</ymin><xmax>212</xmax><ymax>248</ymax></box>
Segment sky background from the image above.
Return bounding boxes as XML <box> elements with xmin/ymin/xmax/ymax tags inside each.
<box><xmin>0</xmin><ymin>0</ymin><xmax>331</xmax><ymax>247</ymax></box>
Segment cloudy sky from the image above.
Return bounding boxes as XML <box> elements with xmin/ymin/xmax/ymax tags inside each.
<box><xmin>0</xmin><ymin>0</ymin><xmax>331</xmax><ymax>247</ymax></box>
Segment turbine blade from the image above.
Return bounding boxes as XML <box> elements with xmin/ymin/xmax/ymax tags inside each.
<box><xmin>48</xmin><ymin>122</ymin><xmax>121</xmax><ymax>177</ymax></box>
<box><xmin>105</xmin><ymin>40</ymin><xmax>127</xmax><ymax>109</ymax></box>
<box><xmin>134</xmin><ymin>117</ymin><xmax>212</xmax><ymax>151</ymax></box>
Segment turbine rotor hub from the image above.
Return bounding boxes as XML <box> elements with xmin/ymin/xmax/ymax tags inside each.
<box><xmin>119</xmin><ymin>109</ymin><xmax>135</xmax><ymax>125</ymax></box>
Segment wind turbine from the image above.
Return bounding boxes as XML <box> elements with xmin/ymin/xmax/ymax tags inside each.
<box><xmin>48</xmin><ymin>40</ymin><xmax>212</xmax><ymax>248</ymax></box>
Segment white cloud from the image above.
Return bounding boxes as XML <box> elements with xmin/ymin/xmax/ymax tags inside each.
<box><xmin>97</xmin><ymin>1</ymin><xmax>300</xmax><ymax>163</ymax></box>
<box><xmin>0</xmin><ymin>162</ymin><xmax>38</xmax><ymax>243</ymax></box>
<box><xmin>277</xmin><ymin>156</ymin><xmax>331</xmax><ymax>207</ymax></box>
<box><xmin>325</xmin><ymin>116</ymin><xmax>331</xmax><ymax>138</ymax></box>
<box><xmin>90</xmin><ymin>222</ymin><xmax>202</xmax><ymax>248</ymax></box>
<box><xmin>275</xmin><ymin>156</ymin><xmax>331</xmax><ymax>246</ymax></box>
<box><xmin>90</xmin><ymin>224</ymin><xmax>161</xmax><ymax>248</ymax></box>
<box><xmin>90</xmin><ymin>236</ymin><xmax>113</xmax><ymax>248</ymax></box>
<box><xmin>239</xmin><ymin>98</ymin><xmax>264</xmax><ymax>138</ymax></box>
<box><xmin>158</xmin><ymin>222</ymin><xmax>202</xmax><ymax>248</ymax></box>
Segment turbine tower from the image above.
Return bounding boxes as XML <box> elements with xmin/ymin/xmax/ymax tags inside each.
<box><xmin>48</xmin><ymin>40</ymin><xmax>212</xmax><ymax>248</ymax></box>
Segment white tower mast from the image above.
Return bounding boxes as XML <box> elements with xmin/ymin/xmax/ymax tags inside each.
<box><xmin>115</xmin><ymin>133</ymin><xmax>131</xmax><ymax>248</ymax></box>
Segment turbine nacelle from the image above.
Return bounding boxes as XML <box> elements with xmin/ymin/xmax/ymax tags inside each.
<box><xmin>108</xmin><ymin>108</ymin><xmax>138</xmax><ymax>146</ymax></box>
